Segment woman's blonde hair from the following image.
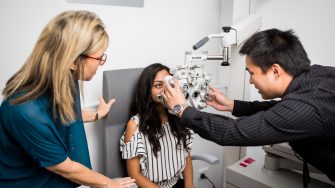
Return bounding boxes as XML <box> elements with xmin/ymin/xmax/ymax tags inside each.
<box><xmin>3</xmin><ymin>10</ymin><xmax>109</xmax><ymax>124</ymax></box>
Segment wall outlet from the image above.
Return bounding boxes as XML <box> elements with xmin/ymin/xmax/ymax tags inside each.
<box><xmin>197</xmin><ymin>167</ymin><xmax>209</xmax><ymax>179</ymax></box>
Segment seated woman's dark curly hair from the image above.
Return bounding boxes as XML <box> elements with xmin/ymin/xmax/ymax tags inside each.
<box><xmin>129</xmin><ymin>63</ymin><xmax>192</xmax><ymax>156</ymax></box>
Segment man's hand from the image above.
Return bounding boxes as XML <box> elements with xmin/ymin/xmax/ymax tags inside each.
<box><xmin>162</xmin><ymin>78</ymin><xmax>186</xmax><ymax>110</ymax></box>
<box><xmin>206</xmin><ymin>85</ymin><xmax>234</xmax><ymax>112</ymax></box>
<box><xmin>97</xmin><ymin>96</ymin><xmax>115</xmax><ymax>119</ymax></box>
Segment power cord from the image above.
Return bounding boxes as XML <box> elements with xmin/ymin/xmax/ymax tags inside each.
<box><xmin>200</xmin><ymin>173</ymin><xmax>216</xmax><ymax>188</ymax></box>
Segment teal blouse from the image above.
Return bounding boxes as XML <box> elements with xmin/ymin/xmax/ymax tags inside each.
<box><xmin>0</xmin><ymin>83</ymin><xmax>91</xmax><ymax>188</ymax></box>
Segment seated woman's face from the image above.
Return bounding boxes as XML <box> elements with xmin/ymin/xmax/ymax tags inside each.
<box><xmin>151</xmin><ymin>69</ymin><xmax>170</xmax><ymax>103</ymax></box>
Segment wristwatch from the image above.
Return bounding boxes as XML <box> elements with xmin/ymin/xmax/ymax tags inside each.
<box><xmin>171</xmin><ymin>103</ymin><xmax>189</xmax><ymax>117</ymax></box>
<box><xmin>172</xmin><ymin>104</ymin><xmax>183</xmax><ymax>115</ymax></box>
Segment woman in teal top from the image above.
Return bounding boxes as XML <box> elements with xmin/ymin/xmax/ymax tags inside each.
<box><xmin>0</xmin><ymin>10</ymin><xmax>135</xmax><ymax>188</ymax></box>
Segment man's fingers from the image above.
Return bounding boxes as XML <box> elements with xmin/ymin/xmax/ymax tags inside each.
<box><xmin>206</xmin><ymin>94</ymin><xmax>216</xmax><ymax>102</ymax></box>
<box><xmin>163</xmin><ymin>79</ymin><xmax>174</xmax><ymax>94</ymax></box>
<box><xmin>206</xmin><ymin>101</ymin><xmax>214</xmax><ymax>107</ymax></box>
<box><xmin>173</xmin><ymin>78</ymin><xmax>181</xmax><ymax>91</ymax></box>
<box><xmin>161</xmin><ymin>91</ymin><xmax>169</xmax><ymax>100</ymax></box>
<box><xmin>164</xmin><ymin>78</ymin><xmax>183</xmax><ymax>95</ymax></box>
<box><xmin>208</xmin><ymin>84</ymin><xmax>217</xmax><ymax>92</ymax></box>
<box><xmin>161</xmin><ymin>91</ymin><xmax>174</xmax><ymax>110</ymax></box>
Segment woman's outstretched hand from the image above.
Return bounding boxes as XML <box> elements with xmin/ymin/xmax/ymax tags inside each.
<box><xmin>106</xmin><ymin>177</ymin><xmax>136</xmax><ymax>188</ymax></box>
<box><xmin>97</xmin><ymin>96</ymin><xmax>116</xmax><ymax>119</ymax></box>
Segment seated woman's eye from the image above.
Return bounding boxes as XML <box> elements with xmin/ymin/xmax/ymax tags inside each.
<box><xmin>153</xmin><ymin>83</ymin><xmax>162</xmax><ymax>88</ymax></box>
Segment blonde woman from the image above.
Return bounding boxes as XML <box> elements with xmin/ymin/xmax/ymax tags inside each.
<box><xmin>0</xmin><ymin>10</ymin><xmax>135</xmax><ymax>188</ymax></box>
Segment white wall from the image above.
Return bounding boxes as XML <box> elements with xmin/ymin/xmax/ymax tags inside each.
<box><xmin>0</xmin><ymin>0</ymin><xmax>223</xmax><ymax>187</ymax></box>
<box><xmin>0</xmin><ymin>0</ymin><xmax>221</xmax><ymax>103</ymax></box>
<box><xmin>247</xmin><ymin>0</ymin><xmax>335</xmax><ymax>159</ymax></box>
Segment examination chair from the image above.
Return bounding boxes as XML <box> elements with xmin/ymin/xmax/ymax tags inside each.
<box><xmin>102</xmin><ymin>68</ymin><xmax>219</xmax><ymax>186</ymax></box>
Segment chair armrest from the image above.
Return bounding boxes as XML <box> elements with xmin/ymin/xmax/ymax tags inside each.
<box><xmin>191</xmin><ymin>153</ymin><xmax>219</xmax><ymax>165</ymax></box>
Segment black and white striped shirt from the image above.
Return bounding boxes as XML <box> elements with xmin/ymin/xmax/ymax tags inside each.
<box><xmin>120</xmin><ymin>115</ymin><xmax>194</xmax><ymax>188</ymax></box>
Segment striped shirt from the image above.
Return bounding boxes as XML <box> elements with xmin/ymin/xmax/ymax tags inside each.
<box><xmin>120</xmin><ymin>115</ymin><xmax>194</xmax><ymax>188</ymax></box>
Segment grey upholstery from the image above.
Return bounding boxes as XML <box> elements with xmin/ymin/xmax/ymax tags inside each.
<box><xmin>102</xmin><ymin>68</ymin><xmax>143</xmax><ymax>178</ymax></box>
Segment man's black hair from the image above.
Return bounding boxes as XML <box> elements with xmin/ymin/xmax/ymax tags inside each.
<box><xmin>239</xmin><ymin>28</ymin><xmax>311</xmax><ymax>77</ymax></box>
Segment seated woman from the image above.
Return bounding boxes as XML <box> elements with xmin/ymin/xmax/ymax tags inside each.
<box><xmin>120</xmin><ymin>63</ymin><xmax>194</xmax><ymax>188</ymax></box>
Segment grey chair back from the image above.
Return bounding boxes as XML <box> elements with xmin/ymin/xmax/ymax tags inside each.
<box><xmin>102</xmin><ymin>68</ymin><xmax>143</xmax><ymax>178</ymax></box>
